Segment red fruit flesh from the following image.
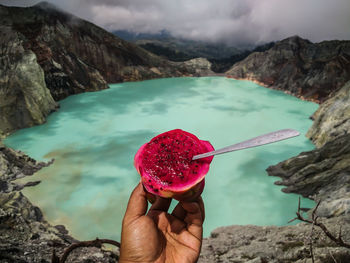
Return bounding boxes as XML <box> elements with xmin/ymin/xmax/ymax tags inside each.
<box><xmin>134</xmin><ymin>129</ymin><xmax>214</xmax><ymax>200</ymax></box>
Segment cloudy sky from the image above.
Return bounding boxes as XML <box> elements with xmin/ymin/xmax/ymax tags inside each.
<box><xmin>2</xmin><ymin>0</ymin><xmax>350</xmax><ymax>46</ymax></box>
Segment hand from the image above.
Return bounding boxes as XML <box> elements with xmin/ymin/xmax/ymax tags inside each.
<box><xmin>119</xmin><ymin>183</ymin><xmax>205</xmax><ymax>263</ymax></box>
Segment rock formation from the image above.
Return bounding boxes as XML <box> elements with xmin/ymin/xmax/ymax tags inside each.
<box><xmin>307</xmin><ymin>81</ymin><xmax>350</xmax><ymax>147</ymax></box>
<box><xmin>0</xmin><ymin>24</ymin><xmax>58</xmax><ymax>137</ymax></box>
<box><xmin>267</xmin><ymin>133</ymin><xmax>350</xmax><ymax>218</ymax></box>
<box><xmin>226</xmin><ymin>36</ymin><xmax>350</xmax><ymax>103</ymax></box>
<box><xmin>181</xmin><ymin>57</ymin><xmax>214</xmax><ymax>76</ymax></box>
<box><xmin>264</xmin><ymin>78</ymin><xmax>350</xmax><ymax>219</ymax></box>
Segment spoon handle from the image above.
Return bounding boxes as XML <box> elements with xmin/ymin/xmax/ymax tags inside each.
<box><xmin>192</xmin><ymin>129</ymin><xmax>300</xmax><ymax>160</ymax></box>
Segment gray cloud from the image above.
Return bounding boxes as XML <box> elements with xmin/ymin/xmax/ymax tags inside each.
<box><xmin>2</xmin><ymin>0</ymin><xmax>350</xmax><ymax>46</ymax></box>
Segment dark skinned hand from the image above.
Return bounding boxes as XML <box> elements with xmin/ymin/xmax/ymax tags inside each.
<box><xmin>119</xmin><ymin>183</ymin><xmax>205</xmax><ymax>263</ymax></box>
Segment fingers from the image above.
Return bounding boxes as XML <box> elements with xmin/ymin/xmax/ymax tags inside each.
<box><xmin>171</xmin><ymin>197</ymin><xmax>205</xmax><ymax>222</ymax></box>
<box><xmin>148</xmin><ymin>196</ymin><xmax>172</xmax><ymax>212</ymax></box>
<box><xmin>171</xmin><ymin>202</ymin><xmax>186</xmax><ymax>220</ymax></box>
<box><xmin>181</xmin><ymin>198</ymin><xmax>205</xmax><ymax>240</ymax></box>
<box><xmin>123</xmin><ymin>183</ymin><xmax>148</xmax><ymax>223</ymax></box>
<box><xmin>198</xmin><ymin>197</ymin><xmax>205</xmax><ymax>222</ymax></box>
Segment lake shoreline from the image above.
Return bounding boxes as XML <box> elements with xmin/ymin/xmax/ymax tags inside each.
<box><xmin>225</xmin><ymin>75</ymin><xmax>321</xmax><ymax>104</ymax></box>
<box><xmin>5</xmin><ymin>77</ymin><xmax>317</xmax><ymax>239</ymax></box>
<box><xmin>3</xmin><ymin>78</ymin><xmax>350</xmax><ymax>262</ymax></box>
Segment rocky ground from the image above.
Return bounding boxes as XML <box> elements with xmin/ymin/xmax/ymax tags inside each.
<box><xmin>200</xmin><ymin>216</ymin><xmax>350</xmax><ymax>263</ymax></box>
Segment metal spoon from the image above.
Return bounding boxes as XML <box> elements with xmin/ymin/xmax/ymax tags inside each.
<box><xmin>192</xmin><ymin>129</ymin><xmax>300</xmax><ymax>160</ymax></box>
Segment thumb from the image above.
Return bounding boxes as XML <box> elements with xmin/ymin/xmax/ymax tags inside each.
<box><xmin>123</xmin><ymin>182</ymin><xmax>148</xmax><ymax>223</ymax></box>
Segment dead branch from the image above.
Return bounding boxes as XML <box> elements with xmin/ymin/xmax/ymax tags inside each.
<box><xmin>309</xmin><ymin>221</ymin><xmax>315</xmax><ymax>263</ymax></box>
<box><xmin>52</xmin><ymin>238</ymin><xmax>120</xmax><ymax>263</ymax></box>
<box><xmin>291</xmin><ymin>198</ymin><xmax>350</xmax><ymax>249</ymax></box>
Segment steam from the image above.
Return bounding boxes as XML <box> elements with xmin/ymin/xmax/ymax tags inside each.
<box><xmin>2</xmin><ymin>0</ymin><xmax>350</xmax><ymax>46</ymax></box>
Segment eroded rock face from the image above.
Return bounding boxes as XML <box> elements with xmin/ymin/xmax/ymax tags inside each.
<box><xmin>306</xmin><ymin>81</ymin><xmax>350</xmax><ymax>147</ymax></box>
<box><xmin>181</xmin><ymin>58</ymin><xmax>214</xmax><ymax>76</ymax></box>
<box><xmin>0</xmin><ymin>25</ymin><xmax>58</xmax><ymax>137</ymax></box>
<box><xmin>267</xmin><ymin>134</ymin><xmax>350</xmax><ymax>218</ymax></box>
<box><xmin>226</xmin><ymin>36</ymin><xmax>350</xmax><ymax>103</ymax></box>
<box><xmin>266</xmin><ymin>80</ymin><xmax>350</xmax><ymax>218</ymax></box>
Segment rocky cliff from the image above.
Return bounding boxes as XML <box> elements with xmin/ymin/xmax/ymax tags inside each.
<box><xmin>0</xmin><ymin>2</ymin><xmax>213</xmax><ymax>137</ymax></box>
<box><xmin>226</xmin><ymin>36</ymin><xmax>350</xmax><ymax>103</ymax></box>
<box><xmin>0</xmin><ymin>24</ymin><xmax>58</xmax><ymax>137</ymax></box>
<box><xmin>265</xmin><ymin>78</ymin><xmax>350</xmax><ymax>218</ymax></box>
<box><xmin>306</xmin><ymin>81</ymin><xmax>350</xmax><ymax>147</ymax></box>
<box><xmin>267</xmin><ymin>133</ymin><xmax>350</xmax><ymax>218</ymax></box>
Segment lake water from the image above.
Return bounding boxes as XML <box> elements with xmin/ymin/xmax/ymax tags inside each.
<box><xmin>5</xmin><ymin>77</ymin><xmax>318</xmax><ymax>240</ymax></box>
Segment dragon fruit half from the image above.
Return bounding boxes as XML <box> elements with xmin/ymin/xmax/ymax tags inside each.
<box><xmin>134</xmin><ymin>129</ymin><xmax>214</xmax><ymax>201</ymax></box>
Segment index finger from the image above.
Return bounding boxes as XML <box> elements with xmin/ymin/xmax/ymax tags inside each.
<box><xmin>123</xmin><ymin>183</ymin><xmax>148</xmax><ymax>223</ymax></box>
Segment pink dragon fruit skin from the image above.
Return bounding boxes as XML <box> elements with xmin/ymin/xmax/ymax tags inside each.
<box><xmin>134</xmin><ymin>129</ymin><xmax>214</xmax><ymax>201</ymax></box>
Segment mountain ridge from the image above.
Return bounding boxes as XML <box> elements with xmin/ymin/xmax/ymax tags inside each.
<box><xmin>226</xmin><ymin>35</ymin><xmax>350</xmax><ymax>103</ymax></box>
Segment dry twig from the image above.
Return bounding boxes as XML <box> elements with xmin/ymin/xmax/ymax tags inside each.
<box><xmin>290</xmin><ymin>198</ymin><xmax>350</xmax><ymax>249</ymax></box>
<box><xmin>309</xmin><ymin>222</ymin><xmax>315</xmax><ymax>263</ymax></box>
<box><xmin>52</xmin><ymin>238</ymin><xmax>120</xmax><ymax>263</ymax></box>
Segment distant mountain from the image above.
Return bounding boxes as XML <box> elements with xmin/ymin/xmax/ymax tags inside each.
<box><xmin>0</xmin><ymin>2</ymin><xmax>211</xmax><ymax>136</ymax></box>
<box><xmin>209</xmin><ymin>42</ymin><xmax>275</xmax><ymax>73</ymax></box>
<box><xmin>113</xmin><ymin>30</ymin><xmax>274</xmax><ymax>72</ymax></box>
<box><xmin>113</xmin><ymin>29</ymin><xmax>172</xmax><ymax>42</ymax></box>
<box><xmin>226</xmin><ymin>36</ymin><xmax>350</xmax><ymax>102</ymax></box>
<box><xmin>113</xmin><ymin>30</ymin><xmax>243</xmax><ymax>60</ymax></box>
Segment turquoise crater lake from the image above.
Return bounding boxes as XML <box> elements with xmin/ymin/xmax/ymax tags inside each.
<box><xmin>5</xmin><ymin>77</ymin><xmax>318</xmax><ymax>240</ymax></box>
